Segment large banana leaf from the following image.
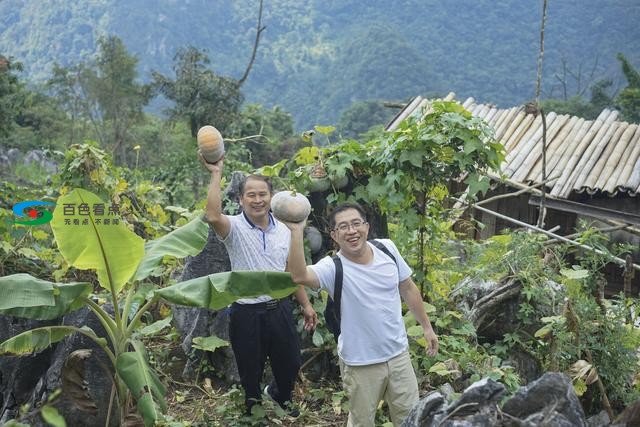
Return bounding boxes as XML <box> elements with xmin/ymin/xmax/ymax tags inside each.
<box><xmin>133</xmin><ymin>215</ymin><xmax>209</xmax><ymax>282</ymax></box>
<box><xmin>50</xmin><ymin>189</ymin><xmax>144</xmax><ymax>294</ymax></box>
<box><xmin>156</xmin><ymin>271</ymin><xmax>298</xmax><ymax>310</ymax></box>
<box><xmin>0</xmin><ymin>274</ymin><xmax>92</xmax><ymax>320</ymax></box>
<box><xmin>0</xmin><ymin>325</ymin><xmax>104</xmax><ymax>355</ymax></box>
<box><xmin>116</xmin><ymin>341</ymin><xmax>167</xmax><ymax>427</ymax></box>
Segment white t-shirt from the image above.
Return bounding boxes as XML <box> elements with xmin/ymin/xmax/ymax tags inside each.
<box><xmin>217</xmin><ymin>212</ymin><xmax>291</xmax><ymax>304</ymax></box>
<box><xmin>309</xmin><ymin>239</ymin><xmax>412</xmax><ymax>366</ymax></box>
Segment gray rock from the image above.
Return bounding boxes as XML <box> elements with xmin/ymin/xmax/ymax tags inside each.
<box><xmin>401</xmin><ymin>391</ymin><xmax>447</xmax><ymax>427</ymax></box>
<box><xmin>0</xmin><ymin>316</ymin><xmax>56</xmax><ymax>425</ymax></box>
<box><xmin>1</xmin><ymin>305</ymin><xmax>118</xmax><ymax>427</ymax></box>
<box><xmin>446</xmin><ymin>378</ymin><xmax>506</xmax><ymax>416</ymax></box>
<box><xmin>0</xmin><ymin>154</ymin><xmax>9</xmax><ymax>169</ymax></box>
<box><xmin>25</xmin><ymin>306</ymin><xmax>118</xmax><ymax>427</ymax></box>
<box><xmin>172</xmin><ymin>210</ymin><xmax>238</xmax><ymax>383</ymax></box>
<box><xmin>586</xmin><ymin>410</ymin><xmax>610</xmax><ymax>427</ymax></box>
<box><xmin>7</xmin><ymin>148</ymin><xmax>21</xmax><ymax>163</ymax></box>
<box><xmin>23</xmin><ymin>150</ymin><xmax>44</xmax><ymax>165</ymax></box>
<box><xmin>439</xmin><ymin>383</ymin><xmax>457</xmax><ymax>402</ymax></box>
<box><xmin>502</xmin><ymin>372</ymin><xmax>587</xmax><ymax>427</ymax></box>
<box><xmin>402</xmin><ymin>373</ymin><xmax>588</xmax><ymax>427</ymax></box>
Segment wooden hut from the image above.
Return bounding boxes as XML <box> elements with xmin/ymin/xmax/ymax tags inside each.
<box><xmin>386</xmin><ymin>93</ymin><xmax>640</xmax><ymax>294</ymax></box>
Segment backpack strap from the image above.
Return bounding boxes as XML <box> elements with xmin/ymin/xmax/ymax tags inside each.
<box><xmin>332</xmin><ymin>255</ymin><xmax>343</xmax><ymax>317</ymax></box>
<box><xmin>369</xmin><ymin>239</ymin><xmax>397</xmax><ymax>266</ymax></box>
<box><xmin>330</xmin><ymin>255</ymin><xmax>344</xmax><ymax>338</ymax></box>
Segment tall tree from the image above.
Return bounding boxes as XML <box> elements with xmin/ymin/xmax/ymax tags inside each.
<box><xmin>91</xmin><ymin>36</ymin><xmax>151</xmax><ymax>164</ymax></box>
<box><xmin>151</xmin><ymin>0</ymin><xmax>264</xmax><ymax>138</ymax></box>
<box><xmin>616</xmin><ymin>53</ymin><xmax>640</xmax><ymax>123</ymax></box>
<box><xmin>47</xmin><ymin>63</ymin><xmax>93</xmax><ymax>146</ymax></box>
<box><xmin>0</xmin><ymin>56</ymin><xmax>25</xmax><ymax>139</ymax></box>
<box><xmin>152</xmin><ymin>46</ymin><xmax>243</xmax><ymax>137</ymax></box>
<box><xmin>47</xmin><ymin>36</ymin><xmax>150</xmax><ymax>164</ymax></box>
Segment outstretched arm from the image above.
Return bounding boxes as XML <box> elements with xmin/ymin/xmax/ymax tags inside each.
<box><xmin>399</xmin><ymin>277</ymin><xmax>438</xmax><ymax>357</ymax></box>
<box><xmin>284</xmin><ymin>221</ymin><xmax>321</xmax><ymax>290</ymax></box>
<box><xmin>200</xmin><ymin>152</ymin><xmax>231</xmax><ymax>238</ymax></box>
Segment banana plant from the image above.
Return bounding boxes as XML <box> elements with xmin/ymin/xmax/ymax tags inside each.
<box><xmin>0</xmin><ymin>189</ymin><xmax>298</xmax><ymax>426</ymax></box>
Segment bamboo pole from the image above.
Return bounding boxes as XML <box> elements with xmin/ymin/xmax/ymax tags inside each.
<box><xmin>603</xmin><ymin>125</ymin><xmax>640</xmax><ymax>193</ymax></box>
<box><xmin>600</xmin><ymin>218</ymin><xmax>640</xmax><ymax>237</ymax></box>
<box><xmin>585</xmin><ymin>124</ymin><xmax>626</xmax><ymax>191</ymax></box>
<box><xmin>504</xmin><ymin>115</ymin><xmax>544</xmax><ymax>176</ymax></box>
<box><xmin>598</xmin><ymin>124</ymin><xmax>636</xmax><ymax>190</ymax></box>
<box><xmin>543</xmin><ymin>224</ymin><xmax>630</xmax><ymax>245</ymax></box>
<box><xmin>512</xmin><ymin>112</ymin><xmax>562</xmax><ymax>182</ymax></box>
<box><xmin>387</xmin><ymin>96</ymin><xmax>423</xmax><ymax>131</ymax></box>
<box><xmin>531</xmin><ymin>115</ymin><xmax>575</xmax><ymax>182</ymax></box>
<box><xmin>475</xmin><ymin>176</ymin><xmax>559</xmax><ymax>206</ymax></box>
<box><xmin>457</xmin><ymin>200</ymin><xmax>640</xmax><ymax>272</ymax></box>
<box><xmin>503</xmin><ymin>112</ymin><xmax>535</xmax><ymax>154</ymax></box>
<box><xmin>537</xmin><ymin>108</ymin><xmax>548</xmax><ymax>228</ymax></box>
<box><xmin>494</xmin><ymin>108</ymin><xmax>520</xmax><ymax>141</ymax></box>
<box><xmin>551</xmin><ymin>117</ymin><xmax>599</xmax><ymax>197</ymax></box>
<box><xmin>559</xmin><ymin>110</ymin><xmax>617</xmax><ymax>196</ymax></box>
<box><xmin>572</xmin><ymin>121</ymin><xmax>620</xmax><ymax>193</ymax></box>
<box><xmin>484</xmin><ymin>107</ymin><xmax>499</xmax><ymax>124</ymax></box>
<box><xmin>462</xmin><ymin>97</ymin><xmax>475</xmax><ymax>109</ymax></box>
<box><xmin>626</xmin><ymin>154</ymin><xmax>640</xmax><ymax>191</ymax></box>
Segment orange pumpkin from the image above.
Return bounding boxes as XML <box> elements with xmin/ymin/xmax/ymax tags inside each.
<box><xmin>271</xmin><ymin>191</ymin><xmax>311</xmax><ymax>223</ymax></box>
<box><xmin>197</xmin><ymin>125</ymin><xmax>225</xmax><ymax>163</ymax></box>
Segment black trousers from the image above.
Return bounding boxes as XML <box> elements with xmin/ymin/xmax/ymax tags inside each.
<box><xmin>229</xmin><ymin>299</ymin><xmax>301</xmax><ymax>411</ymax></box>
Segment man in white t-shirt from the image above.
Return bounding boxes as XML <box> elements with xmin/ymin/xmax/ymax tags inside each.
<box><xmin>285</xmin><ymin>202</ymin><xmax>438</xmax><ymax>426</ymax></box>
<box><xmin>201</xmin><ymin>155</ymin><xmax>318</xmax><ymax>417</ymax></box>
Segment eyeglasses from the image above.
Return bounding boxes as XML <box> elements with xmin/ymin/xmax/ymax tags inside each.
<box><xmin>334</xmin><ymin>220</ymin><xmax>367</xmax><ymax>232</ymax></box>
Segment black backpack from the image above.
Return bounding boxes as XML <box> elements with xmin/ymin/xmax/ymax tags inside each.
<box><xmin>323</xmin><ymin>239</ymin><xmax>398</xmax><ymax>341</ymax></box>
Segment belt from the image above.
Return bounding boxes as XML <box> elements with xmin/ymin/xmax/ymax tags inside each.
<box><xmin>232</xmin><ymin>299</ymin><xmax>282</xmax><ymax>310</ymax></box>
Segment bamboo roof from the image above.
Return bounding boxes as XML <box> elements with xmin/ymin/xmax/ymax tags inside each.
<box><xmin>385</xmin><ymin>93</ymin><xmax>640</xmax><ymax>198</ymax></box>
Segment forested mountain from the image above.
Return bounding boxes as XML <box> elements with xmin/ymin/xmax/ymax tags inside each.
<box><xmin>1</xmin><ymin>0</ymin><xmax>639</xmax><ymax>129</ymax></box>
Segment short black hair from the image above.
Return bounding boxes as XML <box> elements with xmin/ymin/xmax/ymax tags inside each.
<box><xmin>239</xmin><ymin>174</ymin><xmax>273</xmax><ymax>195</ymax></box>
<box><xmin>329</xmin><ymin>202</ymin><xmax>367</xmax><ymax>230</ymax></box>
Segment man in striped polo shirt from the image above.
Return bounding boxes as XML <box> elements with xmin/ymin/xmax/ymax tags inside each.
<box><xmin>201</xmin><ymin>155</ymin><xmax>318</xmax><ymax>417</ymax></box>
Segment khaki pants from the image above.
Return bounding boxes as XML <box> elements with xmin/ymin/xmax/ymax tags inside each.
<box><xmin>339</xmin><ymin>350</ymin><xmax>419</xmax><ymax>427</ymax></box>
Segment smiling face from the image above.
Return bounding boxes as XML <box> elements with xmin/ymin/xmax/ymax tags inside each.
<box><xmin>330</xmin><ymin>208</ymin><xmax>370</xmax><ymax>259</ymax></box>
<box><xmin>239</xmin><ymin>177</ymin><xmax>272</xmax><ymax>224</ymax></box>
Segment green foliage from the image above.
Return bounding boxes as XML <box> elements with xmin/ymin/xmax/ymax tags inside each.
<box><xmin>4</xmin><ymin>1</ymin><xmax>639</xmax><ymax>130</ymax></box>
<box><xmin>152</xmin><ymin>46</ymin><xmax>242</xmax><ymax>137</ymax></box>
<box><xmin>541</xmin><ymin>93</ymin><xmax>609</xmax><ymax>120</ymax></box>
<box><xmin>156</xmin><ymin>271</ymin><xmax>298</xmax><ymax>310</ymax></box>
<box><xmin>116</xmin><ymin>343</ymin><xmax>168</xmax><ymax>427</ymax></box>
<box><xmin>337</xmin><ymin>100</ymin><xmax>397</xmax><ymax>140</ymax></box>
<box><xmin>0</xmin><ymin>275</ymin><xmax>91</xmax><ymax>320</ymax></box>
<box><xmin>227</xmin><ymin>103</ymin><xmax>301</xmax><ymax>167</ymax></box>
<box><xmin>41</xmin><ymin>405</ymin><xmax>67</xmax><ymax>427</ymax></box>
<box><xmin>1</xmin><ymin>185</ymin><xmax>301</xmax><ymax>425</ymax></box>
<box><xmin>91</xmin><ymin>36</ymin><xmax>152</xmax><ymax>165</ymax></box>
<box><xmin>133</xmin><ymin>215</ymin><xmax>209</xmax><ymax>282</ymax></box>
<box><xmin>45</xmin><ymin>36</ymin><xmax>151</xmax><ymax>165</ymax></box>
<box><xmin>191</xmin><ymin>335</ymin><xmax>229</xmax><ymax>353</ymax></box>
<box><xmin>51</xmin><ymin>188</ymin><xmax>145</xmax><ymax>294</ymax></box>
<box><xmin>616</xmin><ymin>53</ymin><xmax>640</xmax><ymax>123</ymax></box>
<box><xmin>0</xmin><ymin>55</ymin><xmax>25</xmax><ymax>138</ymax></box>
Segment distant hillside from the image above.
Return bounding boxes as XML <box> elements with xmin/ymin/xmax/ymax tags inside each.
<box><xmin>1</xmin><ymin>0</ymin><xmax>639</xmax><ymax>129</ymax></box>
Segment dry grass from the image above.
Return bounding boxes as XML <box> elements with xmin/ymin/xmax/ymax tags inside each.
<box><xmin>145</xmin><ymin>334</ymin><xmax>348</xmax><ymax>426</ymax></box>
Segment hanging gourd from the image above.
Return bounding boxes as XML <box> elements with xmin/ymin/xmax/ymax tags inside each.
<box><xmin>308</xmin><ymin>163</ymin><xmax>331</xmax><ymax>193</ymax></box>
